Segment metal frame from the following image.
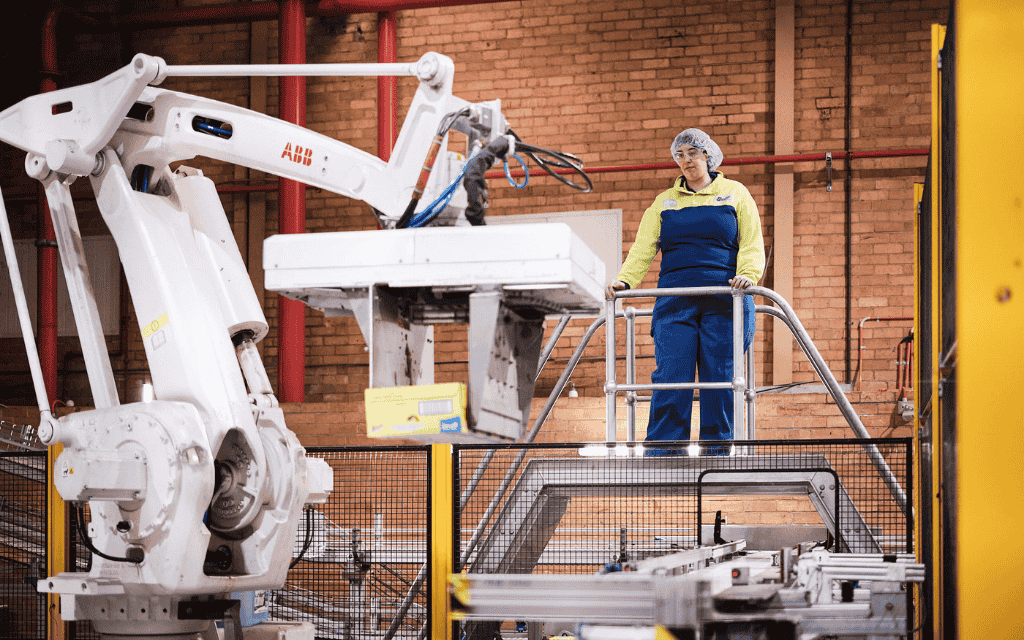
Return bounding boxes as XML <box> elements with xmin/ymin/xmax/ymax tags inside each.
<box><xmin>605</xmin><ymin>286</ymin><xmax>907</xmax><ymax>515</ymax></box>
<box><xmin>466</xmin><ymin>451</ymin><xmax>882</xmax><ymax>577</ymax></box>
<box><xmin>695</xmin><ymin>467</ymin><xmax>842</xmax><ymax>550</ymax></box>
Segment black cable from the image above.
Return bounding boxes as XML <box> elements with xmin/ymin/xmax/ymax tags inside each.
<box><xmin>463</xmin><ymin>136</ymin><xmax>511</xmax><ymax>225</ymax></box>
<box><xmin>507</xmin><ymin>128</ymin><xmax>593</xmax><ymax>193</ymax></box>
<box><xmin>74</xmin><ymin>505</ymin><xmax>143</xmax><ymax>564</ymax></box>
<box><xmin>755</xmin><ymin>381</ymin><xmax>818</xmax><ymax>395</ymax></box>
<box><xmin>289</xmin><ymin>507</ymin><xmax>315</xmax><ymax>570</ymax></box>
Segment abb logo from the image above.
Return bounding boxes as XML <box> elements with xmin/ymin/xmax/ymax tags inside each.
<box><xmin>281</xmin><ymin>142</ymin><xmax>313</xmax><ymax>166</ymax></box>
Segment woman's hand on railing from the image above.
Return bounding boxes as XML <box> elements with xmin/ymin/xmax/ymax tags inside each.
<box><xmin>606</xmin><ymin>280</ymin><xmax>628</xmax><ymax>299</ymax></box>
<box><xmin>729</xmin><ymin>275</ymin><xmax>754</xmax><ymax>290</ymax></box>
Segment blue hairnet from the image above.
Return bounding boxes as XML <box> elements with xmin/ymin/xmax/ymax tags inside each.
<box><xmin>670</xmin><ymin>128</ymin><xmax>723</xmax><ymax>172</ymax></box>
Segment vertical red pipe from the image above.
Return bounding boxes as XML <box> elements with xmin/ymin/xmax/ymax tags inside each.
<box><xmin>39</xmin><ymin>9</ymin><xmax>59</xmax><ymax>407</ymax></box>
<box><xmin>277</xmin><ymin>0</ymin><xmax>306</xmax><ymax>402</ymax></box>
<box><xmin>377</xmin><ymin>11</ymin><xmax>398</xmax><ymax>161</ymax></box>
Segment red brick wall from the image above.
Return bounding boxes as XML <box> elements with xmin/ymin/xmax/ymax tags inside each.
<box><xmin>0</xmin><ymin>0</ymin><xmax>947</xmax><ymax>407</ymax></box>
<box><xmin>287</xmin><ymin>388</ymin><xmax>913</xmax><ymax>447</ymax></box>
<box><xmin>1</xmin><ymin>389</ymin><xmax>910</xmax><ymax>450</ymax></box>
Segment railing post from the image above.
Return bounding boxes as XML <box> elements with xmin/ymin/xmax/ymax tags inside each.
<box><xmin>746</xmin><ymin>341</ymin><xmax>756</xmax><ymax>441</ymax></box>
<box><xmin>605</xmin><ymin>297</ymin><xmax>617</xmax><ymax>444</ymax></box>
<box><xmin>732</xmin><ymin>289</ymin><xmax>745</xmax><ymax>447</ymax></box>
<box><xmin>625</xmin><ymin>306</ymin><xmax>637</xmax><ymax>443</ymax></box>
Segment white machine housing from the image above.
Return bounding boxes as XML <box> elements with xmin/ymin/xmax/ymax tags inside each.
<box><xmin>264</xmin><ymin>223</ymin><xmax>606</xmax><ymax>441</ymax></box>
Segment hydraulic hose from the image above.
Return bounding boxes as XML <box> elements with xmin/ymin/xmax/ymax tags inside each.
<box><xmin>508</xmin><ymin>128</ymin><xmax>593</xmax><ymax>193</ymax></box>
<box><xmin>395</xmin><ymin>132</ymin><xmax>444</xmax><ymax>229</ymax></box>
<box><xmin>396</xmin><ymin>107</ymin><xmax>470</xmax><ymax>229</ymax></box>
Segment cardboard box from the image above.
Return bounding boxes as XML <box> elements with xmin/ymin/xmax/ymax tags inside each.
<box><xmin>365</xmin><ymin>383</ymin><xmax>477</xmax><ymax>442</ymax></box>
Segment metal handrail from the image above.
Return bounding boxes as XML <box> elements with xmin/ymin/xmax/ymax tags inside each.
<box><xmin>613</xmin><ymin>305</ymin><xmax>759</xmax><ymax>442</ymax></box>
<box><xmin>606</xmin><ymin>285</ymin><xmax>907</xmax><ymax>514</ymax></box>
<box><xmin>607</xmin><ymin>286</ymin><xmax>749</xmax><ymax>444</ymax></box>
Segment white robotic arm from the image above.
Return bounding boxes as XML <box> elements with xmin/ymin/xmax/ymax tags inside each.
<box><xmin>0</xmin><ymin>49</ymin><xmax>511</xmax><ymax>640</ymax></box>
<box><xmin>109</xmin><ymin>51</ymin><xmax>506</xmax><ymax>226</ymax></box>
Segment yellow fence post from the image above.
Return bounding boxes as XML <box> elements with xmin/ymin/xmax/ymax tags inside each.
<box><xmin>430</xmin><ymin>443</ymin><xmax>453</xmax><ymax>640</ymax></box>
<box><xmin>46</xmin><ymin>444</ymin><xmax>66</xmax><ymax>640</ymax></box>
<box><xmin>957</xmin><ymin>1</ymin><xmax>1024</xmax><ymax>637</ymax></box>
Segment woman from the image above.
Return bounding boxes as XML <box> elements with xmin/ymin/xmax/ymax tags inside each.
<box><xmin>607</xmin><ymin>128</ymin><xmax>765</xmax><ymax>454</ymax></box>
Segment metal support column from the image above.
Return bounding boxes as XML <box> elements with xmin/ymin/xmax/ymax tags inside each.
<box><xmin>430</xmin><ymin>444</ymin><xmax>453</xmax><ymax>640</ymax></box>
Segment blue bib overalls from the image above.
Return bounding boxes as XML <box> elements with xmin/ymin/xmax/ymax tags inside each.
<box><xmin>645</xmin><ymin>199</ymin><xmax>756</xmax><ymax>453</ymax></box>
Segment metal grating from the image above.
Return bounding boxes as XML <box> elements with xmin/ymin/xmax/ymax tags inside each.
<box><xmin>0</xmin><ymin>450</ymin><xmax>47</xmax><ymax>640</ymax></box>
<box><xmin>454</xmin><ymin>438</ymin><xmax>912</xmax><ymax>577</ymax></box>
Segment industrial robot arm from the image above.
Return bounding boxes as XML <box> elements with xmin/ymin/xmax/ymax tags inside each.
<box><xmin>0</xmin><ymin>48</ymin><xmax>556</xmax><ymax>638</ymax></box>
<box><xmin>109</xmin><ymin>52</ymin><xmax>507</xmax><ymax>227</ymax></box>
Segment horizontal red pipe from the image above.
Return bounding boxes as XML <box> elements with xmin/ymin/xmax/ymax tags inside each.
<box><xmin>216</xmin><ymin>183</ymin><xmax>280</xmax><ymax>193</ymax></box>
<box><xmin>726</xmin><ymin>148</ymin><xmax>930</xmax><ymax>166</ymax></box>
<box><xmin>107</xmin><ymin>0</ymin><xmax>513</xmax><ymax>30</ymax></box>
<box><xmin>213</xmin><ymin>148</ymin><xmax>932</xmax><ymax>193</ymax></box>
<box><xmin>486</xmin><ymin>148</ymin><xmax>930</xmax><ymax>180</ymax></box>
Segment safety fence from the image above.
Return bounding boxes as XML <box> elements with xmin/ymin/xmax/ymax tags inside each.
<box><xmin>454</xmin><ymin>439</ymin><xmax>913</xmax><ymax>572</ymax></box>
<box><xmin>1</xmin><ymin>439</ymin><xmax>911</xmax><ymax>639</ymax></box>
<box><xmin>453</xmin><ymin>438</ymin><xmax>912</xmax><ymax>640</ymax></box>
<box><xmin>0</xmin><ymin>450</ymin><xmax>47</xmax><ymax>640</ymax></box>
<box><xmin>272</xmin><ymin>446</ymin><xmax>432</xmax><ymax>640</ymax></box>
<box><xmin>0</xmin><ymin>446</ymin><xmax>435</xmax><ymax>640</ymax></box>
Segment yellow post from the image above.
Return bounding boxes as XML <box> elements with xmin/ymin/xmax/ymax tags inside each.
<box><xmin>926</xmin><ymin>25</ymin><xmax>945</xmax><ymax>639</ymax></box>
<box><xmin>911</xmin><ymin>181</ymin><xmax>925</xmax><ymax>635</ymax></box>
<box><xmin>957</xmin><ymin>1</ymin><xmax>1024</xmax><ymax>637</ymax></box>
<box><xmin>430</xmin><ymin>443</ymin><xmax>453</xmax><ymax>640</ymax></box>
<box><xmin>46</xmin><ymin>443</ymin><xmax>66</xmax><ymax>640</ymax></box>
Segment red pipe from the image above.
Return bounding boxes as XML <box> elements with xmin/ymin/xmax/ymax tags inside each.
<box><xmin>277</xmin><ymin>0</ymin><xmax>307</xmax><ymax>403</ymax></box>
<box><xmin>377</xmin><ymin>12</ymin><xmax>398</xmax><ymax>161</ymax></box>
<box><xmin>107</xmin><ymin>0</ymin><xmax>512</xmax><ymax>30</ymax></box>
<box><xmin>213</xmin><ymin>147</ymin><xmax>933</xmax><ymax>194</ymax></box>
<box><xmin>39</xmin><ymin>9</ymin><xmax>60</xmax><ymax>407</ymax></box>
<box><xmin>486</xmin><ymin>148</ymin><xmax>931</xmax><ymax>180</ymax></box>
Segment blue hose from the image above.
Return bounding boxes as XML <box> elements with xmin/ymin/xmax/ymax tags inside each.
<box><xmin>407</xmin><ymin>155</ymin><xmax>474</xmax><ymax>228</ymax></box>
<box><xmin>504</xmin><ymin>153</ymin><xmax>528</xmax><ymax>188</ymax></box>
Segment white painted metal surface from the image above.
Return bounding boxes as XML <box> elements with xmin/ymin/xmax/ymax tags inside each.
<box><xmin>264</xmin><ymin>223</ymin><xmax>606</xmax><ymax>314</ymax></box>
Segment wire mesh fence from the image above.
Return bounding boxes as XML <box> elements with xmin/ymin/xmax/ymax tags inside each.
<box><xmin>1</xmin><ymin>446</ymin><xmax>433</xmax><ymax>640</ymax></box>
<box><xmin>273</xmin><ymin>446</ymin><xmax>432</xmax><ymax>640</ymax></box>
<box><xmin>0</xmin><ymin>450</ymin><xmax>47</xmax><ymax>640</ymax></box>
<box><xmin>454</xmin><ymin>438</ymin><xmax>912</xmax><ymax>577</ymax></box>
<box><xmin>2</xmin><ymin>439</ymin><xmax>910</xmax><ymax>640</ymax></box>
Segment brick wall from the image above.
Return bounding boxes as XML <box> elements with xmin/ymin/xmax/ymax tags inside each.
<box><xmin>0</xmin><ymin>0</ymin><xmax>947</xmax><ymax>407</ymax></box>
<box><xmin>1</xmin><ymin>388</ymin><xmax>911</xmax><ymax>450</ymax></box>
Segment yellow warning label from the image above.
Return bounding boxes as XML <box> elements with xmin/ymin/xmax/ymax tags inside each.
<box><xmin>141</xmin><ymin>313</ymin><xmax>169</xmax><ymax>339</ymax></box>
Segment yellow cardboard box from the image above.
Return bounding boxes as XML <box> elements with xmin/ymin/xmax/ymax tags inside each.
<box><xmin>365</xmin><ymin>383</ymin><xmax>468</xmax><ymax>441</ymax></box>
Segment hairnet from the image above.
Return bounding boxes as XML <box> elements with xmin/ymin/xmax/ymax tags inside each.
<box><xmin>670</xmin><ymin>128</ymin><xmax>723</xmax><ymax>172</ymax></box>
